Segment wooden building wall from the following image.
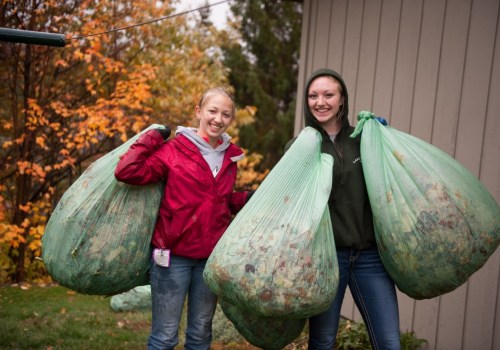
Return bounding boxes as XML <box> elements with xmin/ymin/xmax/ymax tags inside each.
<box><xmin>294</xmin><ymin>0</ymin><xmax>500</xmax><ymax>349</ymax></box>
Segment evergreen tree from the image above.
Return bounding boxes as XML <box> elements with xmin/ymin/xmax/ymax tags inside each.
<box><xmin>224</xmin><ymin>0</ymin><xmax>303</xmax><ymax>170</ymax></box>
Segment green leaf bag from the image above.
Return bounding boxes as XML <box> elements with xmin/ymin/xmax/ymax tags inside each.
<box><xmin>41</xmin><ymin>125</ymin><xmax>165</xmax><ymax>295</ymax></box>
<box><xmin>351</xmin><ymin>111</ymin><xmax>500</xmax><ymax>299</ymax></box>
<box><xmin>204</xmin><ymin>127</ymin><xmax>338</xmax><ymax>319</ymax></box>
<box><xmin>219</xmin><ymin>298</ymin><xmax>306</xmax><ymax>350</ymax></box>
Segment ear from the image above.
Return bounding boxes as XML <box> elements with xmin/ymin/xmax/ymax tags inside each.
<box><xmin>195</xmin><ymin>105</ymin><xmax>202</xmax><ymax>119</ymax></box>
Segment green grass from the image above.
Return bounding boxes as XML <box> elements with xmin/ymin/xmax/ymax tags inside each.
<box><xmin>0</xmin><ymin>284</ymin><xmax>151</xmax><ymax>350</ymax></box>
<box><xmin>0</xmin><ymin>284</ymin><xmax>426</xmax><ymax>350</ymax></box>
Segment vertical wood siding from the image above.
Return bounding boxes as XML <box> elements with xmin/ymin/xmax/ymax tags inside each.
<box><xmin>295</xmin><ymin>1</ymin><xmax>500</xmax><ymax>349</ymax></box>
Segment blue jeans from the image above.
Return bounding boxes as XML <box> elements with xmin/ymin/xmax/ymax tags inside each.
<box><xmin>308</xmin><ymin>247</ymin><xmax>401</xmax><ymax>350</ymax></box>
<box><xmin>147</xmin><ymin>255</ymin><xmax>217</xmax><ymax>350</ymax></box>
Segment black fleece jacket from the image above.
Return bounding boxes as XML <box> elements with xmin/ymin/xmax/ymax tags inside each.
<box><xmin>286</xmin><ymin>68</ymin><xmax>375</xmax><ymax>249</ymax></box>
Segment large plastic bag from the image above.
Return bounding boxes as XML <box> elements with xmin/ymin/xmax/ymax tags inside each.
<box><xmin>351</xmin><ymin>111</ymin><xmax>500</xmax><ymax>299</ymax></box>
<box><xmin>204</xmin><ymin>127</ymin><xmax>338</xmax><ymax>319</ymax></box>
<box><xmin>110</xmin><ymin>285</ymin><xmax>152</xmax><ymax>312</ymax></box>
<box><xmin>219</xmin><ymin>298</ymin><xmax>306</xmax><ymax>350</ymax></box>
<box><xmin>42</xmin><ymin>125</ymin><xmax>165</xmax><ymax>295</ymax></box>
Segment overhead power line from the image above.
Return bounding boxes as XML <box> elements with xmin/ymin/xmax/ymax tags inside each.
<box><xmin>0</xmin><ymin>0</ymin><xmax>230</xmax><ymax>47</ymax></box>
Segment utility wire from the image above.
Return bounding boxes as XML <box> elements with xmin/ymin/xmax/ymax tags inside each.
<box><xmin>0</xmin><ymin>0</ymin><xmax>230</xmax><ymax>47</ymax></box>
<box><xmin>70</xmin><ymin>0</ymin><xmax>231</xmax><ymax>40</ymax></box>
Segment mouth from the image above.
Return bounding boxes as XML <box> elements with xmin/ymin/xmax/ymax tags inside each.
<box><xmin>209</xmin><ymin>122</ymin><xmax>224</xmax><ymax>132</ymax></box>
<box><xmin>314</xmin><ymin>107</ymin><xmax>331</xmax><ymax>116</ymax></box>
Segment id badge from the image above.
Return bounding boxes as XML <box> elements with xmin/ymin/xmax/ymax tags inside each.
<box><xmin>153</xmin><ymin>248</ymin><xmax>170</xmax><ymax>267</ymax></box>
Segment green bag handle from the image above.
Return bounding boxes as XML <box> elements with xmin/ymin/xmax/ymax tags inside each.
<box><xmin>350</xmin><ymin>110</ymin><xmax>388</xmax><ymax>138</ymax></box>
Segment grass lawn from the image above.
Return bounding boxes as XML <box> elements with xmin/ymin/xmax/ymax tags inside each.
<box><xmin>0</xmin><ymin>284</ymin><xmax>153</xmax><ymax>350</ymax></box>
<box><xmin>0</xmin><ymin>284</ymin><xmax>302</xmax><ymax>350</ymax></box>
<box><xmin>0</xmin><ymin>284</ymin><xmax>424</xmax><ymax>350</ymax></box>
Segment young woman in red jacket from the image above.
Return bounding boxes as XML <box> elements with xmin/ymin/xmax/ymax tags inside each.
<box><xmin>115</xmin><ymin>87</ymin><xmax>253</xmax><ymax>350</ymax></box>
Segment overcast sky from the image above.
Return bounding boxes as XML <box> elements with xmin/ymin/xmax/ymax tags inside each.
<box><xmin>176</xmin><ymin>0</ymin><xmax>230</xmax><ymax>29</ymax></box>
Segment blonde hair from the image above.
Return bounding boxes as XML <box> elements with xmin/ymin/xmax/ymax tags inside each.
<box><xmin>197</xmin><ymin>87</ymin><xmax>235</xmax><ymax>117</ymax></box>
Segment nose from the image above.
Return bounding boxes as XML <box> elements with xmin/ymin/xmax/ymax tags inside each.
<box><xmin>317</xmin><ymin>96</ymin><xmax>326</xmax><ymax>105</ymax></box>
<box><xmin>213</xmin><ymin>112</ymin><xmax>223</xmax><ymax>123</ymax></box>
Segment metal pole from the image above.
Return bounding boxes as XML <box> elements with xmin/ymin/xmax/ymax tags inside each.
<box><xmin>0</xmin><ymin>28</ymin><xmax>66</xmax><ymax>47</ymax></box>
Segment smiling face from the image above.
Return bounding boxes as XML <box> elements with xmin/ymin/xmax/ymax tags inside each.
<box><xmin>195</xmin><ymin>92</ymin><xmax>234</xmax><ymax>148</ymax></box>
<box><xmin>307</xmin><ymin>75</ymin><xmax>344</xmax><ymax>134</ymax></box>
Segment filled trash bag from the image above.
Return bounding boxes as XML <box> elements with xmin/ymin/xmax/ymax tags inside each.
<box><xmin>42</xmin><ymin>125</ymin><xmax>166</xmax><ymax>295</ymax></box>
<box><xmin>351</xmin><ymin>111</ymin><xmax>500</xmax><ymax>299</ymax></box>
<box><xmin>110</xmin><ymin>285</ymin><xmax>152</xmax><ymax>312</ymax></box>
<box><xmin>204</xmin><ymin>127</ymin><xmax>338</xmax><ymax>319</ymax></box>
<box><xmin>219</xmin><ymin>298</ymin><xmax>306</xmax><ymax>350</ymax></box>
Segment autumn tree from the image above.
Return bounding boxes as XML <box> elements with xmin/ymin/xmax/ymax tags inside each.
<box><xmin>0</xmin><ymin>0</ymin><xmax>263</xmax><ymax>283</ymax></box>
<box><xmin>223</xmin><ymin>0</ymin><xmax>303</xmax><ymax>170</ymax></box>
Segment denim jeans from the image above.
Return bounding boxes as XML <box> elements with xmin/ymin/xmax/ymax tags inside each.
<box><xmin>147</xmin><ymin>255</ymin><xmax>217</xmax><ymax>350</ymax></box>
<box><xmin>308</xmin><ymin>247</ymin><xmax>401</xmax><ymax>350</ymax></box>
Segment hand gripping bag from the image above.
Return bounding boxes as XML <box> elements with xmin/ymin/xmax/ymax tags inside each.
<box><xmin>218</xmin><ymin>298</ymin><xmax>306</xmax><ymax>350</ymax></box>
<box><xmin>204</xmin><ymin>126</ymin><xmax>338</xmax><ymax>319</ymax></box>
<box><xmin>41</xmin><ymin>125</ymin><xmax>165</xmax><ymax>295</ymax></box>
<box><xmin>351</xmin><ymin>111</ymin><xmax>500</xmax><ymax>299</ymax></box>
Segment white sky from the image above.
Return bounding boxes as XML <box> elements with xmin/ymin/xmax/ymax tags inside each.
<box><xmin>175</xmin><ymin>0</ymin><xmax>230</xmax><ymax>29</ymax></box>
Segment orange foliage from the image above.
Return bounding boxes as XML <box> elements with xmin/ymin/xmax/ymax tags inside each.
<box><xmin>0</xmin><ymin>0</ymin><xmax>268</xmax><ymax>283</ymax></box>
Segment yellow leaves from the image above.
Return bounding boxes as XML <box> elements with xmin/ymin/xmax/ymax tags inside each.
<box><xmin>19</xmin><ymin>204</ymin><xmax>30</xmax><ymax>213</ymax></box>
<box><xmin>16</xmin><ymin>161</ymin><xmax>47</xmax><ymax>181</ymax></box>
<box><xmin>2</xmin><ymin>140</ymin><xmax>13</xmax><ymax>149</ymax></box>
<box><xmin>17</xmin><ymin>161</ymin><xmax>30</xmax><ymax>175</ymax></box>
<box><xmin>0</xmin><ymin>225</ymin><xmax>25</xmax><ymax>248</ymax></box>
<box><xmin>28</xmin><ymin>226</ymin><xmax>44</xmax><ymax>252</ymax></box>
<box><xmin>236</xmin><ymin>149</ymin><xmax>269</xmax><ymax>190</ymax></box>
<box><xmin>36</xmin><ymin>136</ymin><xmax>46</xmax><ymax>149</ymax></box>
<box><xmin>50</xmin><ymin>101</ymin><xmax>71</xmax><ymax>118</ymax></box>
<box><xmin>0</xmin><ymin>223</ymin><xmax>44</xmax><ymax>252</ymax></box>
<box><xmin>21</xmin><ymin>219</ymin><xmax>30</xmax><ymax>229</ymax></box>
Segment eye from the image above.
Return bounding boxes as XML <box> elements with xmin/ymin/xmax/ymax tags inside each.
<box><xmin>308</xmin><ymin>94</ymin><xmax>317</xmax><ymax>99</ymax></box>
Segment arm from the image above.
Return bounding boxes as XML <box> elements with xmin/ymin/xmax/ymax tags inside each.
<box><xmin>114</xmin><ymin>129</ymin><xmax>169</xmax><ymax>185</ymax></box>
<box><xmin>229</xmin><ymin>191</ymin><xmax>253</xmax><ymax>214</ymax></box>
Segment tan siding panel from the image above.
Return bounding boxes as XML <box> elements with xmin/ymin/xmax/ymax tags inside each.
<box><xmin>311</xmin><ymin>0</ymin><xmax>333</xmax><ymax>68</ymax></box>
<box><xmin>479</xmin><ymin>0</ymin><xmax>500</xmax><ymax>203</ymax></box>
<box><xmin>326</xmin><ymin>0</ymin><xmax>348</xmax><ymax>71</ymax></box>
<box><xmin>431</xmin><ymin>0</ymin><xmax>471</xmax><ymax>155</ymax></box>
<box><xmin>463</xmin><ymin>251</ymin><xmax>500</xmax><ymax>350</ymax></box>
<box><xmin>372</xmin><ymin>0</ymin><xmax>401</xmax><ymax>119</ymax></box>
<box><xmin>411</xmin><ymin>0</ymin><xmax>446</xmax><ymax>142</ymax></box>
<box><xmin>391</xmin><ymin>0</ymin><xmax>423</xmax><ymax>132</ymax></box>
<box><xmin>294</xmin><ymin>0</ymin><xmax>312</xmax><ymax>133</ymax></box>
<box><xmin>397</xmin><ymin>291</ymin><xmax>416</xmax><ymax>335</ymax></box>
<box><xmin>354</xmin><ymin>0</ymin><xmax>382</xmax><ymax>113</ymax></box>
<box><xmin>413</xmin><ymin>298</ymin><xmax>440</xmax><ymax>349</ymax></box>
<box><xmin>434</xmin><ymin>284</ymin><xmax>468</xmax><ymax>349</ymax></box>
<box><xmin>455</xmin><ymin>0</ymin><xmax>498</xmax><ymax>175</ymax></box>
<box><xmin>340</xmin><ymin>287</ymin><xmax>357</xmax><ymax>321</ymax></box>
<box><xmin>342</xmin><ymin>0</ymin><xmax>364</xmax><ymax>125</ymax></box>
<box><xmin>452</xmin><ymin>2</ymin><xmax>500</xmax><ymax>346</ymax></box>
<box><xmin>298</xmin><ymin>2</ymin><xmax>500</xmax><ymax>348</ymax></box>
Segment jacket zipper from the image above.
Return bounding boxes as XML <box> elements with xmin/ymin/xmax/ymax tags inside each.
<box><xmin>333</xmin><ymin>135</ymin><xmax>346</xmax><ymax>186</ymax></box>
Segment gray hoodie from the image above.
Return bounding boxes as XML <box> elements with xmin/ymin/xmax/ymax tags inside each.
<box><xmin>176</xmin><ymin>126</ymin><xmax>232</xmax><ymax>177</ymax></box>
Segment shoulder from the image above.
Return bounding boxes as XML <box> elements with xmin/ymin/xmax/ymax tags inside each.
<box><xmin>227</xmin><ymin>143</ymin><xmax>245</xmax><ymax>161</ymax></box>
<box><xmin>284</xmin><ymin>137</ymin><xmax>297</xmax><ymax>152</ymax></box>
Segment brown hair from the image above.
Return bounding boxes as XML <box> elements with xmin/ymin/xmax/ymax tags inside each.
<box><xmin>197</xmin><ymin>87</ymin><xmax>235</xmax><ymax>117</ymax></box>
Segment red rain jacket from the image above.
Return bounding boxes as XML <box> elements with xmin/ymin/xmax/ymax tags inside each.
<box><xmin>115</xmin><ymin>129</ymin><xmax>248</xmax><ymax>259</ymax></box>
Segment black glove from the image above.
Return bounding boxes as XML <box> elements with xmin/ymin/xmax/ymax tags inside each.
<box><xmin>155</xmin><ymin>125</ymin><xmax>171</xmax><ymax>141</ymax></box>
<box><xmin>246</xmin><ymin>190</ymin><xmax>255</xmax><ymax>203</ymax></box>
